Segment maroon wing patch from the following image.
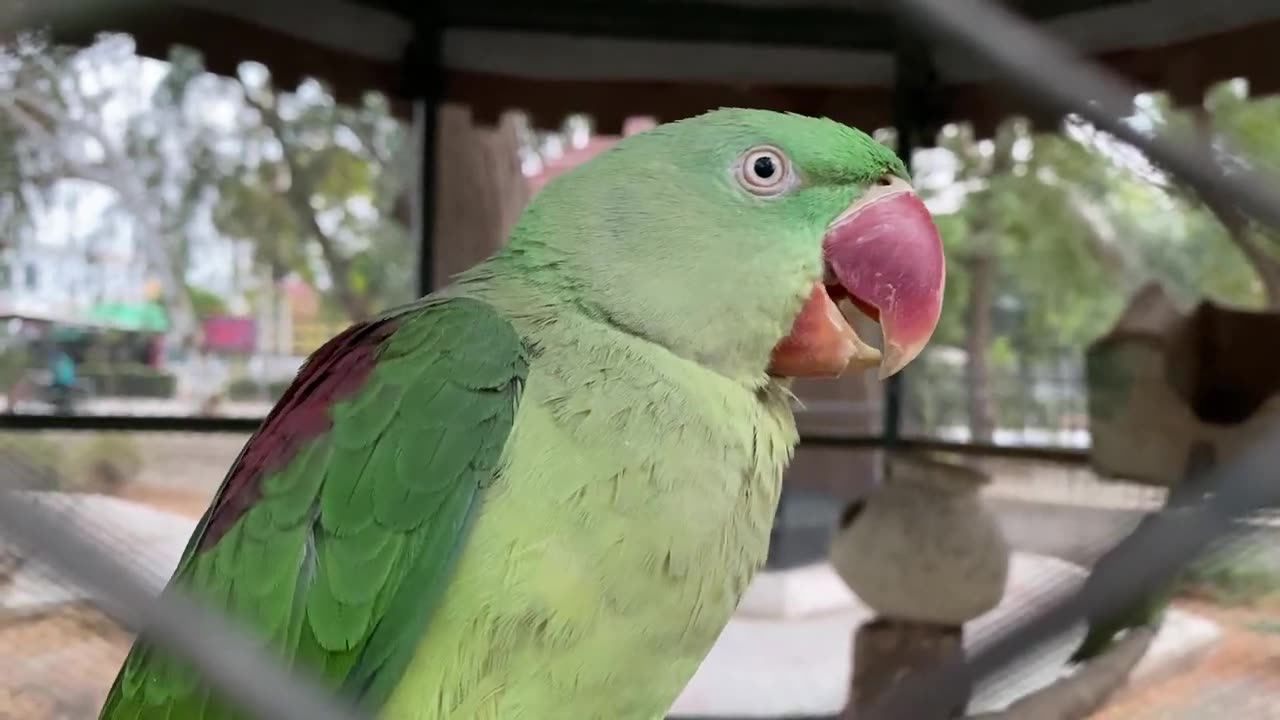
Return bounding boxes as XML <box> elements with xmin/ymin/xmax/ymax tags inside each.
<box><xmin>198</xmin><ymin>318</ymin><xmax>399</xmax><ymax>550</ymax></box>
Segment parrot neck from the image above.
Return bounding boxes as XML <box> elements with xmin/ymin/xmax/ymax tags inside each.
<box><xmin>454</xmin><ymin>243</ymin><xmax>606</xmax><ymax>330</ymax></box>
<box><xmin>455</xmin><ymin>236</ymin><xmax>778</xmax><ymax>391</ymax></box>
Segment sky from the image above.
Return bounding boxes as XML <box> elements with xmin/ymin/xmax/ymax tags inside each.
<box><xmin>22</xmin><ymin>42</ymin><xmax>245</xmax><ymax>307</ymax></box>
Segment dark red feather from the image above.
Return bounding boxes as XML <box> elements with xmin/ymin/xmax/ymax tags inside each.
<box><xmin>199</xmin><ymin>319</ymin><xmax>399</xmax><ymax>549</ymax></box>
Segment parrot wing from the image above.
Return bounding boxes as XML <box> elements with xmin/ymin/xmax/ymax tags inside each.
<box><xmin>100</xmin><ymin>296</ymin><xmax>529</xmax><ymax>719</ymax></box>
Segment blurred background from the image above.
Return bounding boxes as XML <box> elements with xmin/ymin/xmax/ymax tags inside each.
<box><xmin>1</xmin><ymin>1</ymin><xmax>1280</xmax><ymax>718</ymax></box>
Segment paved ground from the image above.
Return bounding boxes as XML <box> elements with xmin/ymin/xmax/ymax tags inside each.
<box><xmin>1092</xmin><ymin>598</ymin><xmax>1280</xmax><ymax>719</ymax></box>
<box><xmin>0</xmin><ymin>489</ymin><xmax>1235</xmax><ymax>720</ymax></box>
<box><xmin>5</xmin><ymin>397</ymin><xmax>274</xmax><ymax>418</ymax></box>
<box><xmin>3</xmin><ymin>432</ymin><xmax>1276</xmax><ymax>718</ymax></box>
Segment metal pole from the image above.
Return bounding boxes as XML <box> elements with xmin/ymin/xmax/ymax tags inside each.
<box><xmin>407</xmin><ymin>17</ymin><xmax>444</xmax><ymax>298</ymax></box>
<box><xmin>0</xmin><ymin>491</ymin><xmax>367</xmax><ymax>720</ymax></box>
<box><xmin>883</xmin><ymin>24</ymin><xmax>931</xmax><ymax>450</ymax></box>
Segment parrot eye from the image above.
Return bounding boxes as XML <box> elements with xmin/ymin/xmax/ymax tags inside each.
<box><xmin>737</xmin><ymin>146</ymin><xmax>793</xmax><ymax>197</ymax></box>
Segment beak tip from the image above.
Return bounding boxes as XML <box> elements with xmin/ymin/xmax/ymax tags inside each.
<box><xmin>876</xmin><ymin>341</ymin><xmax>925</xmax><ymax>381</ymax></box>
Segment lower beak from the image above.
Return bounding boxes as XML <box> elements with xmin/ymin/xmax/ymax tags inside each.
<box><xmin>768</xmin><ymin>176</ymin><xmax>946</xmax><ymax>380</ymax></box>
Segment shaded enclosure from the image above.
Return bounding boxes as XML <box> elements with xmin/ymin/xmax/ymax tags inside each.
<box><xmin>2</xmin><ymin>1</ymin><xmax>1280</xmax><ymax>719</ymax></box>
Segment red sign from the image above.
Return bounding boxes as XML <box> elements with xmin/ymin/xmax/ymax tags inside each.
<box><xmin>202</xmin><ymin>316</ymin><xmax>257</xmax><ymax>353</ymax></box>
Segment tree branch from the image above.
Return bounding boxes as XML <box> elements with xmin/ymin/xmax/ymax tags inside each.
<box><xmin>242</xmin><ymin>87</ymin><xmax>369</xmax><ymax>320</ymax></box>
<box><xmin>343</xmin><ymin>114</ymin><xmax>391</xmax><ymax>170</ymax></box>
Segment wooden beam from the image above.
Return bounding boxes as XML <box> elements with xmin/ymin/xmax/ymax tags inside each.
<box><xmin>366</xmin><ymin>0</ymin><xmax>1138</xmax><ymax>51</ymax></box>
<box><xmin>25</xmin><ymin>1</ymin><xmax>1280</xmax><ymax>139</ymax></box>
<box><xmin>364</xmin><ymin>0</ymin><xmax>899</xmax><ymax>51</ymax></box>
<box><xmin>35</xmin><ymin>2</ymin><xmax>405</xmax><ymax>113</ymax></box>
<box><xmin>442</xmin><ymin>15</ymin><xmax>1280</xmax><ymax>136</ymax></box>
<box><xmin>444</xmin><ymin>69</ymin><xmax>898</xmax><ymax>134</ymax></box>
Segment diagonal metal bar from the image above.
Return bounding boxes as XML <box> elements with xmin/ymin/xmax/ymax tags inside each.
<box><xmin>886</xmin><ymin>0</ymin><xmax>1280</xmax><ymax>234</ymax></box>
<box><xmin>856</xmin><ymin>1</ymin><xmax>1280</xmax><ymax>712</ymax></box>
<box><xmin>0</xmin><ymin>489</ymin><xmax>369</xmax><ymax>720</ymax></box>
<box><xmin>865</xmin><ymin>419</ymin><xmax>1280</xmax><ymax>718</ymax></box>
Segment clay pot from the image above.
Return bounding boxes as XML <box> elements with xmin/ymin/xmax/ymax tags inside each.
<box><xmin>829</xmin><ymin>452</ymin><xmax>1009</xmax><ymax>624</ymax></box>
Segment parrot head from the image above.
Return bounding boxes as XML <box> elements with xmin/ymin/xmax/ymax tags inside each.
<box><xmin>499</xmin><ymin>108</ymin><xmax>945</xmax><ymax>384</ymax></box>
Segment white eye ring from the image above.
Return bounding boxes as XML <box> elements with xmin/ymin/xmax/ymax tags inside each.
<box><xmin>737</xmin><ymin>145</ymin><xmax>792</xmax><ymax>196</ymax></box>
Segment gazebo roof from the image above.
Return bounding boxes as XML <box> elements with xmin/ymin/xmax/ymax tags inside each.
<box><xmin>27</xmin><ymin>0</ymin><xmax>1280</xmax><ymax>134</ymax></box>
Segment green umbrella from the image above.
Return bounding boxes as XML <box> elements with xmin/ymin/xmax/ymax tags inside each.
<box><xmin>84</xmin><ymin>302</ymin><xmax>170</xmax><ymax>333</ymax></box>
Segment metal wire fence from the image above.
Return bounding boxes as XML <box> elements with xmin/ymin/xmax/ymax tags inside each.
<box><xmin>2</xmin><ymin>0</ymin><xmax>1280</xmax><ymax>718</ymax></box>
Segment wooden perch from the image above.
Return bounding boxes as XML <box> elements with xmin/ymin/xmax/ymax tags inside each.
<box><xmin>964</xmin><ymin>626</ymin><xmax>1156</xmax><ymax>720</ymax></box>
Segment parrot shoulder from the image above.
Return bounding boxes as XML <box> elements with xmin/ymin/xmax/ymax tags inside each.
<box><xmin>99</xmin><ymin>296</ymin><xmax>529</xmax><ymax>718</ymax></box>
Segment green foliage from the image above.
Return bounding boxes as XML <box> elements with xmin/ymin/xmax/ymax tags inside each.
<box><xmin>80</xmin><ymin>364</ymin><xmax>177</xmax><ymax>399</ymax></box>
<box><xmin>65</xmin><ymin>432</ymin><xmax>144</xmax><ymax>492</ymax></box>
<box><xmin>937</xmin><ymin>124</ymin><xmax>1142</xmax><ymax>357</ymax></box>
<box><xmin>226</xmin><ymin>376</ymin><xmax>291</xmax><ymax>402</ymax></box>
<box><xmin>1245</xmin><ymin>619</ymin><xmax>1280</xmax><ymax>635</ymax></box>
<box><xmin>0</xmin><ymin>434</ymin><xmax>63</xmax><ymax>490</ymax></box>
<box><xmin>1129</xmin><ymin>82</ymin><xmax>1280</xmax><ymax>308</ymax></box>
<box><xmin>929</xmin><ymin>213</ymin><xmax>970</xmax><ymax>349</ymax></box>
<box><xmin>0</xmin><ymin>345</ymin><xmax>29</xmax><ymax>388</ymax></box>
<box><xmin>3</xmin><ymin>37</ymin><xmax>416</xmax><ymax>338</ymax></box>
<box><xmin>910</xmin><ymin>81</ymin><xmax>1280</xmax><ymax>436</ymax></box>
<box><xmin>0</xmin><ymin>431</ymin><xmax>143</xmax><ymax>492</ymax></box>
<box><xmin>212</xmin><ymin>70</ymin><xmax>417</xmax><ymax>320</ymax></box>
<box><xmin>188</xmin><ymin>285</ymin><xmax>230</xmax><ymax>320</ymax></box>
<box><xmin>1177</xmin><ymin>550</ymin><xmax>1280</xmax><ymax>607</ymax></box>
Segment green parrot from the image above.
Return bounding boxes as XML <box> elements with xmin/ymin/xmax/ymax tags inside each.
<box><xmin>99</xmin><ymin>108</ymin><xmax>945</xmax><ymax>720</ymax></box>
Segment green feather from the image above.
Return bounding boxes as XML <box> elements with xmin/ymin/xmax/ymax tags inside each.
<box><xmin>99</xmin><ymin>297</ymin><xmax>528</xmax><ymax>719</ymax></box>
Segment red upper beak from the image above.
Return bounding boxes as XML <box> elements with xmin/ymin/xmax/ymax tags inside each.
<box><xmin>768</xmin><ymin>176</ymin><xmax>945</xmax><ymax>380</ymax></box>
<box><xmin>825</xmin><ymin>176</ymin><xmax>945</xmax><ymax>378</ymax></box>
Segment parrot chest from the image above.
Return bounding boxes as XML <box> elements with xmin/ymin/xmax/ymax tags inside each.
<box><xmin>386</xmin><ymin>341</ymin><xmax>798</xmax><ymax>720</ymax></box>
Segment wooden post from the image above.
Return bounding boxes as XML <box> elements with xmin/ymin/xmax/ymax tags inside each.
<box><xmin>884</xmin><ymin>22</ymin><xmax>940</xmax><ymax>447</ymax></box>
<box><xmin>832</xmin><ymin>455</ymin><xmax>1008</xmax><ymax>719</ymax></box>
<box><xmin>430</xmin><ymin>107</ymin><xmax>531</xmax><ymax>287</ymax></box>
<box><xmin>846</xmin><ymin>618</ymin><xmax>968</xmax><ymax>719</ymax></box>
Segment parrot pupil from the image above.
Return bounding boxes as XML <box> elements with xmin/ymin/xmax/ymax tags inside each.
<box><xmin>753</xmin><ymin>156</ymin><xmax>776</xmax><ymax>179</ymax></box>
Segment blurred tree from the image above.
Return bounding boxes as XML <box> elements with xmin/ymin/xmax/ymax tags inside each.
<box><xmin>188</xmin><ymin>285</ymin><xmax>229</xmax><ymax>320</ymax></box>
<box><xmin>221</xmin><ymin>64</ymin><xmax>415</xmax><ymax>321</ymax></box>
<box><xmin>1139</xmin><ymin>83</ymin><xmax>1280</xmax><ymax>309</ymax></box>
<box><xmin>924</xmin><ymin>118</ymin><xmax>1138</xmax><ymax>440</ymax></box>
<box><xmin>2</xmin><ymin>36</ymin><xmax>423</xmax><ymax>340</ymax></box>
<box><xmin>8</xmin><ymin>32</ymin><xmax>1279</xmax><ymax>442</ymax></box>
<box><xmin>0</xmin><ymin>37</ymin><xmax>223</xmax><ymax>342</ymax></box>
<box><xmin>215</xmin><ymin>83</ymin><xmax>528</xmax><ymax>322</ymax></box>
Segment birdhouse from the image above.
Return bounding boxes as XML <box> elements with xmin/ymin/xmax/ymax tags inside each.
<box><xmin>1086</xmin><ymin>282</ymin><xmax>1280</xmax><ymax>486</ymax></box>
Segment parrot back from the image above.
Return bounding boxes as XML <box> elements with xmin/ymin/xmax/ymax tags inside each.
<box><xmin>379</xmin><ymin>305</ymin><xmax>799</xmax><ymax>719</ymax></box>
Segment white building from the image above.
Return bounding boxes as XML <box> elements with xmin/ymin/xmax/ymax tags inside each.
<box><xmin>1</xmin><ymin>182</ymin><xmax>153</xmax><ymax>319</ymax></box>
<box><xmin>0</xmin><ymin>242</ymin><xmax>147</xmax><ymax>319</ymax></box>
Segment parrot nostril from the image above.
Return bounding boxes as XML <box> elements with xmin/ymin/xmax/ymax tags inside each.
<box><xmin>875</xmin><ymin>175</ymin><xmax>894</xmax><ymax>187</ymax></box>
